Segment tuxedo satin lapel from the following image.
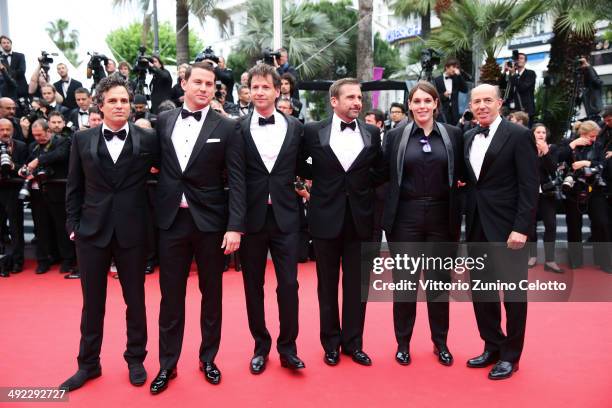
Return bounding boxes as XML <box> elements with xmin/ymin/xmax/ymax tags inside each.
<box><xmin>318</xmin><ymin>119</ymin><xmax>344</xmax><ymax>172</ymax></box>
<box><xmin>165</xmin><ymin>108</ymin><xmax>182</xmax><ymax>172</ymax></box>
<box><xmin>464</xmin><ymin>130</ymin><xmax>478</xmax><ymax>183</ymax></box>
<box><xmin>396</xmin><ymin>122</ymin><xmax>414</xmax><ymax>186</ymax></box>
<box><xmin>89</xmin><ymin>128</ymin><xmax>112</xmax><ymax>186</ymax></box>
<box><xmin>242</xmin><ymin>113</ymin><xmax>268</xmax><ymax>173</ymax></box>
<box><xmin>185</xmin><ymin>109</ymin><xmax>221</xmax><ymax>172</ymax></box>
<box><xmin>270</xmin><ymin>113</ymin><xmax>294</xmax><ymax>174</ymax></box>
<box><xmin>479</xmin><ymin>120</ymin><xmax>510</xmax><ymax>182</ymax></box>
<box><xmin>436</xmin><ymin>122</ymin><xmax>454</xmax><ymax>187</ymax></box>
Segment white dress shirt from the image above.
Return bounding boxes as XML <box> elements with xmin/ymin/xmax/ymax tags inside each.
<box><xmin>77</xmin><ymin>109</ymin><xmax>89</xmax><ymax>128</ymax></box>
<box><xmin>102</xmin><ymin>122</ymin><xmax>129</xmax><ymax>164</ymax></box>
<box><xmin>171</xmin><ymin>105</ymin><xmax>209</xmax><ymax>207</ymax></box>
<box><xmin>250</xmin><ymin>109</ymin><xmax>287</xmax><ymax>173</ymax></box>
<box><xmin>329</xmin><ymin>114</ymin><xmax>364</xmax><ymax>172</ymax></box>
<box><xmin>443</xmin><ymin>75</ymin><xmax>453</xmax><ymax>94</ymax></box>
<box><xmin>62</xmin><ymin>78</ymin><xmax>71</xmax><ymax>96</ymax></box>
<box><xmin>469</xmin><ymin>115</ymin><xmax>502</xmax><ymax>180</ymax></box>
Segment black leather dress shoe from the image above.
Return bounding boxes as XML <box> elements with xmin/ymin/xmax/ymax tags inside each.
<box><xmin>0</xmin><ymin>269</ymin><xmax>9</xmax><ymax>278</ymax></box>
<box><xmin>144</xmin><ymin>265</ymin><xmax>154</xmax><ymax>275</ymax></box>
<box><xmin>250</xmin><ymin>355</ymin><xmax>268</xmax><ymax>374</ymax></box>
<box><xmin>60</xmin><ymin>263</ymin><xmax>75</xmax><ymax>273</ymax></box>
<box><xmin>544</xmin><ymin>263</ymin><xmax>564</xmax><ymax>273</ymax></box>
<box><xmin>36</xmin><ymin>263</ymin><xmax>50</xmax><ymax>274</ymax></box>
<box><xmin>324</xmin><ymin>350</ymin><xmax>340</xmax><ymax>366</ymax></box>
<box><xmin>59</xmin><ymin>366</ymin><xmax>102</xmax><ymax>391</ymax></box>
<box><xmin>466</xmin><ymin>350</ymin><xmax>499</xmax><ymax>368</ymax></box>
<box><xmin>128</xmin><ymin>363</ymin><xmax>147</xmax><ymax>386</ymax></box>
<box><xmin>434</xmin><ymin>345</ymin><xmax>453</xmax><ymax>366</ymax></box>
<box><xmin>280</xmin><ymin>354</ymin><xmax>305</xmax><ymax>370</ymax></box>
<box><xmin>12</xmin><ymin>264</ymin><xmax>23</xmax><ymax>273</ymax></box>
<box><xmin>395</xmin><ymin>350</ymin><xmax>411</xmax><ymax>366</ymax></box>
<box><xmin>200</xmin><ymin>362</ymin><xmax>221</xmax><ymax>385</ymax></box>
<box><xmin>343</xmin><ymin>349</ymin><xmax>372</xmax><ymax>366</ymax></box>
<box><xmin>488</xmin><ymin>360</ymin><xmax>518</xmax><ymax>380</ymax></box>
<box><xmin>150</xmin><ymin>369</ymin><xmax>177</xmax><ymax>394</ymax></box>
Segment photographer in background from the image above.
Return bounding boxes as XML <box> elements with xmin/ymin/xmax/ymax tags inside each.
<box><xmin>237</xmin><ymin>85</ymin><xmax>252</xmax><ymax>117</ymax></box>
<box><xmin>579</xmin><ymin>57</ymin><xmax>603</xmax><ymax>121</ymax></box>
<box><xmin>19</xmin><ymin>118</ymin><xmax>75</xmax><ymax>274</ymax></box>
<box><xmin>0</xmin><ymin>57</ymin><xmax>18</xmax><ymax>100</ymax></box>
<box><xmin>433</xmin><ymin>58</ymin><xmax>468</xmax><ymax>126</ymax></box>
<box><xmin>53</xmin><ymin>63</ymin><xmax>83</xmax><ymax>111</ymax></box>
<box><xmin>0</xmin><ymin>97</ymin><xmax>25</xmax><ymax>142</ymax></box>
<box><xmin>0</xmin><ymin>118</ymin><xmax>28</xmax><ymax>277</ymax></box>
<box><xmin>130</xmin><ymin>94</ymin><xmax>156</xmax><ymax>125</ymax></box>
<box><xmin>171</xmin><ymin>63</ymin><xmax>188</xmax><ymax>107</ymax></box>
<box><xmin>500</xmin><ymin>52</ymin><xmax>536</xmax><ymax>126</ymax></box>
<box><xmin>116</xmin><ymin>61</ymin><xmax>137</xmax><ymax>93</ymax></box>
<box><xmin>87</xmin><ymin>105</ymin><xmax>103</xmax><ymax>128</ymax></box>
<box><xmin>105</xmin><ymin>59</ymin><xmax>117</xmax><ymax>76</ymax></box>
<box><xmin>41</xmin><ymin>84</ymin><xmax>69</xmax><ymax>116</ymax></box>
<box><xmin>214</xmin><ymin>57</ymin><xmax>235</xmax><ymax>103</ymax></box>
<box><xmin>68</xmin><ymin>88</ymin><xmax>93</xmax><ymax>131</ymax></box>
<box><xmin>48</xmin><ymin>111</ymin><xmax>72</xmax><ymax>139</ymax></box>
<box><xmin>274</xmin><ymin>48</ymin><xmax>298</xmax><ymax>81</ymax></box>
<box><xmin>279</xmin><ymin>73</ymin><xmax>302</xmax><ymax>119</ymax></box>
<box><xmin>558</xmin><ymin>120</ymin><xmax>611</xmax><ymax>273</ymax></box>
<box><xmin>148</xmin><ymin>55</ymin><xmax>172</xmax><ymax>114</ymax></box>
<box><xmin>1</xmin><ymin>35</ymin><xmax>28</xmax><ymax>99</ymax></box>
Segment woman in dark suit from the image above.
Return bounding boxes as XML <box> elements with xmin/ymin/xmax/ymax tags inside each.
<box><xmin>382</xmin><ymin>81</ymin><xmax>464</xmax><ymax>366</ymax></box>
<box><xmin>528</xmin><ymin>124</ymin><xmax>563</xmax><ymax>273</ymax></box>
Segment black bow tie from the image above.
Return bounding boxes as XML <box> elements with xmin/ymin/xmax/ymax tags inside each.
<box><xmin>3</xmin><ymin>53</ymin><xmax>11</xmax><ymax>57</ymax></box>
<box><xmin>181</xmin><ymin>109</ymin><xmax>202</xmax><ymax>121</ymax></box>
<box><xmin>444</xmin><ymin>76</ymin><xmax>450</xmax><ymax>80</ymax></box>
<box><xmin>103</xmin><ymin>129</ymin><xmax>127</xmax><ymax>141</ymax></box>
<box><xmin>475</xmin><ymin>126</ymin><xmax>490</xmax><ymax>137</ymax></box>
<box><xmin>78</xmin><ymin>111</ymin><xmax>88</xmax><ymax>115</ymax></box>
<box><xmin>258</xmin><ymin>115</ymin><xmax>275</xmax><ymax>126</ymax></box>
<box><xmin>340</xmin><ymin>121</ymin><xmax>356</xmax><ymax>131</ymax></box>
<box><xmin>62</xmin><ymin>80</ymin><xmax>69</xmax><ymax>83</ymax></box>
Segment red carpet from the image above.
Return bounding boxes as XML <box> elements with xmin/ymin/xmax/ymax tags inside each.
<box><xmin>0</xmin><ymin>260</ymin><xmax>611</xmax><ymax>407</ymax></box>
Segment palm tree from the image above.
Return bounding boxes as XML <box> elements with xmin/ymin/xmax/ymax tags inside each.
<box><xmin>46</xmin><ymin>19</ymin><xmax>80</xmax><ymax>66</ymax></box>
<box><xmin>233</xmin><ymin>0</ymin><xmax>350</xmax><ymax>80</ymax></box>
<box><xmin>544</xmin><ymin>0</ymin><xmax>608</xmax><ymax>137</ymax></box>
<box><xmin>427</xmin><ymin>0</ymin><xmax>546</xmax><ymax>83</ymax></box>
<box><xmin>357</xmin><ymin>0</ymin><xmax>374</xmax><ymax>110</ymax></box>
<box><xmin>112</xmin><ymin>0</ymin><xmax>151</xmax><ymax>48</ymax></box>
<box><xmin>113</xmin><ymin>0</ymin><xmax>228</xmax><ymax>64</ymax></box>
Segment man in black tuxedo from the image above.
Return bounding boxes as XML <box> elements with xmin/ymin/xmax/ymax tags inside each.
<box><xmin>150</xmin><ymin>62</ymin><xmax>246</xmax><ymax>394</ymax></box>
<box><xmin>302</xmin><ymin>78</ymin><xmax>383</xmax><ymax>367</ymax></box>
<box><xmin>60</xmin><ymin>75</ymin><xmax>158</xmax><ymax>391</ymax></box>
<box><xmin>0</xmin><ymin>36</ymin><xmax>27</xmax><ymax>99</ymax></box>
<box><xmin>500</xmin><ymin>53</ymin><xmax>536</xmax><ymax>125</ymax></box>
<box><xmin>433</xmin><ymin>58</ymin><xmax>468</xmax><ymax>126</ymax></box>
<box><xmin>238</xmin><ymin>64</ymin><xmax>305</xmax><ymax>375</ymax></box>
<box><xmin>463</xmin><ymin>84</ymin><xmax>538</xmax><ymax>380</ymax></box>
<box><xmin>54</xmin><ymin>63</ymin><xmax>83</xmax><ymax>111</ymax></box>
<box><xmin>0</xmin><ymin>118</ymin><xmax>27</xmax><ymax>277</ymax></box>
<box><xmin>41</xmin><ymin>84</ymin><xmax>70</xmax><ymax>116</ymax></box>
<box><xmin>68</xmin><ymin>88</ymin><xmax>93</xmax><ymax>131</ymax></box>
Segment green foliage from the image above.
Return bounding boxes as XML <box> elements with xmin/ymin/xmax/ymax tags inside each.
<box><xmin>373</xmin><ymin>33</ymin><xmax>403</xmax><ymax>78</ymax></box>
<box><xmin>46</xmin><ymin>19</ymin><xmax>80</xmax><ymax>66</ymax></box>
<box><xmin>105</xmin><ymin>22</ymin><xmax>203</xmax><ymax>66</ymax></box>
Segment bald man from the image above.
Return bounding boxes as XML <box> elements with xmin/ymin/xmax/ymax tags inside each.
<box><xmin>0</xmin><ymin>118</ymin><xmax>28</xmax><ymax>276</ymax></box>
<box><xmin>0</xmin><ymin>98</ymin><xmax>24</xmax><ymax>142</ymax></box>
<box><xmin>463</xmin><ymin>84</ymin><xmax>538</xmax><ymax>380</ymax></box>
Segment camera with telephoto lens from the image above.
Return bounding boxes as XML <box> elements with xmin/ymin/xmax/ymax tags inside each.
<box><xmin>462</xmin><ymin>110</ymin><xmax>474</xmax><ymax>122</ymax></box>
<box><xmin>133</xmin><ymin>46</ymin><xmax>154</xmax><ymax>74</ymax></box>
<box><xmin>38</xmin><ymin>51</ymin><xmax>57</xmax><ymax>73</ymax></box>
<box><xmin>262</xmin><ymin>48</ymin><xmax>282</xmax><ymax>66</ymax></box>
<box><xmin>0</xmin><ymin>142</ymin><xmax>14</xmax><ymax>176</ymax></box>
<box><xmin>195</xmin><ymin>46</ymin><xmax>219</xmax><ymax>64</ymax></box>
<box><xmin>541</xmin><ymin>170</ymin><xmax>566</xmax><ymax>200</ymax></box>
<box><xmin>17</xmin><ymin>165</ymin><xmax>54</xmax><ymax>200</ymax></box>
<box><xmin>420</xmin><ymin>48</ymin><xmax>441</xmax><ymax>72</ymax></box>
<box><xmin>214</xmin><ymin>80</ymin><xmax>224</xmax><ymax>100</ymax></box>
<box><xmin>87</xmin><ymin>52</ymin><xmax>108</xmax><ymax>83</ymax></box>
<box><xmin>562</xmin><ymin>164</ymin><xmax>607</xmax><ymax>202</ymax></box>
<box><xmin>505</xmin><ymin>49</ymin><xmax>520</xmax><ymax>70</ymax></box>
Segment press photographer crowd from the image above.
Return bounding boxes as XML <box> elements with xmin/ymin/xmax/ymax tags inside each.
<box><xmin>0</xmin><ymin>32</ymin><xmax>610</xmax><ymax>285</ymax></box>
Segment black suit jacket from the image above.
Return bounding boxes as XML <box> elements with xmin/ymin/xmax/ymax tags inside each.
<box><xmin>65</xmin><ymin>124</ymin><xmax>158</xmax><ymax>248</ymax></box>
<box><xmin>7</xmin><ymin>52</ymin><xmax>27</xmax><ymax>98</ymax></box>
<box><xmin>463</xmin><ymin>118</ymin><xmax>538</xmax><ymax>242</ymax></box>
<box><xmin>382</xmin><ymin>121</ymin><xmax>465</xmax><ymax>241</ymax></box>
<box><xmin>155</xmin><ymin>107</ymin><xmax>246</xmax><ymax>233</ymax></box>
<box><xmin>302</xmin><ymin>118</ymin><xmax>383</xmax><ymax>239</ymax></box>
<box><xmin>501</xmin><ymin>69</ymin><xmax>536</xmax><ymax>116</ymax></box>
<box><xmin>54</xmin><ymin>78</ymin><xmax>83</xmax><ymax>111</ymax></box>
<box><xmin>239</xmin><ymin>111</ymin><xmax>306</xmax><ymax>234</ymax></box>
<box><xmin>26</xmin><ymin>134</ymin><xmax>70</xmax><ymax>202</ymax></box>
<box><xmin>433</xmin><ymin>74</ymin><xmax>468</xmax><ymax>125</ymax></box>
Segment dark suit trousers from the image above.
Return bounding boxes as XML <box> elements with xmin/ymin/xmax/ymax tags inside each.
<box><xmin>30</xmin><ymin>190</ymin><xmax>75</xmax><ymax>265</ymax></box>
<box><xmin>388</xmin><ymin>199</ymin><xmax>451</xmax><ymax>351</ymax></box>
<box><xmin>240</xmin><ymin>206</ymin><xmax>299</xmax><ymax>356</ymax></box>
<box><xmin>158</xmin><ymin>208</ymin><xmax>225</xmax><ymax>369</ymax></box>
<box><xmin>0</xmin><ymin>190</ymin><xmax>24</xmax><ymax>267</ymax></box>
<box><xmin>313</xmin><ymin>200</ymin><xmax>368</xmax><ymax>353</ymax></box>
<box><xmin>75</xmin><ymin>235</ymin><xmax>147</xmax><ymax>370</ymax></box>
<box><xmin>528</xmin><ymin>194</ymin><xmax>558</xmax><ymax>262</ymax></box>
<box><xmin>468</xmin><ymin>212</ymin><xmax>527</xmax><ymax>364</ymax></box>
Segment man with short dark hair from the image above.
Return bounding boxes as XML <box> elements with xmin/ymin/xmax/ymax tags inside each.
<box><xmin>0</xmin><ymin>35</ymin><xmax>27</xmax><ymax>99</ymax></box>
<box><xmin>389</xmin><ymin>102</ymin><xmax>407</xmax><ymax>128</ymax></box>
<box><xmin>237</xmin><ymin>85</ymin><xmax>252</xmax><ymax>117</ymax></box>
<box><xmin>68</xmin><ymin>88</ymin><xmax>92</xmax><ymax>131</ymax></box>
<box><xmin>214</xmin><ymin>56</ymin><xmax>235</xmax><ymax>103</ymax></box>
<box><xmin>150</xmin><ymin>62</ymin><xmax>245</xmax><ymax>394</ymax></box>
<box><xmin>433</xmin><ymin>58</ymin><xmax>468</xmax><ymax>125</ymax></box>
<box><xmin>60</xmin><ymin>75</ymin><xmax>159</xmax><ymax>391</ymax></box>
<box><xmin>54</xmin><ymin>63</ymin><xmax>83</xmax><ymax>111</ymax></box>
<box><xmin>41</xmin><ymin>84</ymin><xmax>69</xmax><ymax>115</ymax></box>
<box><xmin>303</xmin><ymin>78</ymin><xmax>383</xmax><ymax>367</ymax></box>
<box><xmin>238</xmin><ymin>63</ymin><xmax>307</xmax><ymax>375</ymax></box>
<box><xmin>279</xmin><ymin>73</ymin><xmax>302</xmax><ymax>118</ymax></box>
<box><xmin>500</xmin><ymin>53</ymin><xmax>536</xmax><ymax>125</ymax></box>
